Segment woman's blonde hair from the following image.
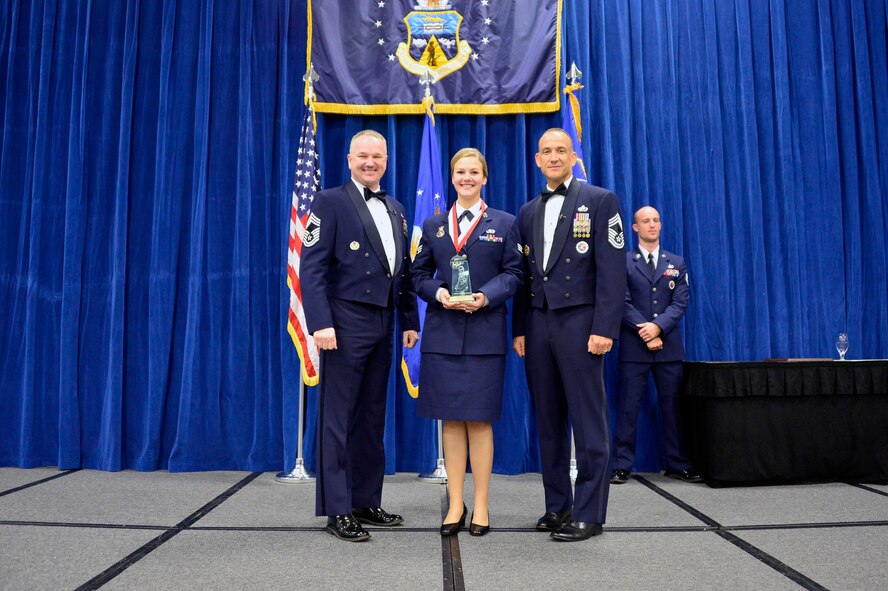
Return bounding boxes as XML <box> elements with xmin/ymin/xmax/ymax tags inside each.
<box><xmin>450</xmin><ymin>148</ymin><xmax>488</xmax><ymax>178</ymax></box>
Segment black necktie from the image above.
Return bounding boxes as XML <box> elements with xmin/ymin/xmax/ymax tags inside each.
<box><xmin>541</xmin><ymin>184</ymin><xmax>567</xmax><ymax>202</ymax></box>
<box><xmin>458</xmin><ymin>210</ymin><xmax>474</xmax><ymax>223</ymax></box>
<box><xmin>647</xmin><ymin>252</ymin><xmax>656</xmax><ymax>275</ymax></box>
<box><xmin>363</xmin><ymin>187</ymin><xmax>386</xmax><ymax>201</ymax></box>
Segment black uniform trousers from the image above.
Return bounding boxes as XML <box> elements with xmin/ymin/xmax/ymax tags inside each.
<box><xmin>612</xmin><ymin>361</ymin><xmax>690</xmax><ymax>471</ymax></box>
<box><xmin>315</xmin><ymin>298</ymin><xmax>393</xmax><ymax>517</ymax></box>
<box><xmin>525</xmin><ymin>304</ymin><xmax>611</xmax><ymax>524</ymax></box>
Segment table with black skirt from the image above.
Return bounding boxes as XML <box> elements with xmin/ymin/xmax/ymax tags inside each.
<box><xmin>680</xmin><ymin>360</ymin><xmax>888</xmax><ymax>486</ymax></box>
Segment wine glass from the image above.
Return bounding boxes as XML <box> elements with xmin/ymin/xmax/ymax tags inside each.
<box><xmin>835</xmin><ymin>333</ymin><xmax>849</xmax><ymax>361</ymax></box>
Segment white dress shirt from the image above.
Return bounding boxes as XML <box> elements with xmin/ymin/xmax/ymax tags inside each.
<box><xmin>353</xmin><ymin>178</ymin><xmax>395</xmax><ymax>273</ymax></box>
<box><xmin>542</xmin><ymin>177</ymin><xmax>572</xmax><ymax>270</ymax></box>
<box><xmin>638</xmin><ymin>244</ymin><xmax>660</xmax><ymax>275</ymax></box>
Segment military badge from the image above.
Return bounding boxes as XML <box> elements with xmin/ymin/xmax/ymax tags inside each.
<box><xmin>578</xmin><ymin>205</ymin><xmax>589</xmax><ymax>212</ymax></box>
<box><xmin>302</xmin><ymin>213</ymin><xmax>321</xmax><ymax>247</ymax></box>
<box><xmin>668</xmin><ymin>263</ymin><xmax>675</xmax><ymax>269</ymax></box>
<box><xmin>350</xmin><ymin>241</ymin><xmax>360</xmax><ymax>251</ymax></box>
<box><xmin>607</xmin><ymin>213</ymin><xmax>625</xmax><ymax>249</ymax></box>
<box><xmin>436</xmin><ymin>225</ymin><xmax>446</xmax><ymax>238</ymax></box>
<box><xmin>523</xmin><ymin>245</ymin><xmax>530</xmax><ymax>256</ymax></box>
<box><xmin>669</xmin><ymin>280</ymin><xmax>675</xmax><ymax>290</ymax></box>
<box><xmin>576</xmin><ymin>240</ymin><xmax>589</xmax><ymax>254</ymax></box>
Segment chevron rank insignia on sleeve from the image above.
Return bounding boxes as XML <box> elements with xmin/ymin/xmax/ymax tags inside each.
<box><xmin>607</xmin><ymin>213</ymin><xmax>624</xmax><ymax>249</ymax></box>
<box><xmin>302</xmin><ymin>213</ymin><xmax>321</xmax><ymax>247</ymax></box>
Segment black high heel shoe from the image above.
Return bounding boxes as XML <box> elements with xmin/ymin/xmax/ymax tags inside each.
<box><xmin>469</xmin><ymin>511</ymin><xmax>490</xmax><ymax>536</ymax></box>
<box><xmin>440</xmin><ymin>504</ymin><xmax>468</xmax><ymax>536</ymax></box>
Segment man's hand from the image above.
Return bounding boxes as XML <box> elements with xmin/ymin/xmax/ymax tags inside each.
<box><xmin>313</xmin><ymin>327</ymin><xmax>337</xmax><ymax>350</ymax></box>
<box><xmin>513</xmin><ymin>336</ymin><xmax>526</xmax><ymax>358</ymax></box>
<box><xmin>646</xmin><ymin>337</ymin><xmax>664</xmax><ymax>351</ymax></box>
<box><xmin>588</xmin><ymin>335</ymin><xmax>613</xmax><ymax>355</ymax></box>
<box><xmin>403</xmin><ymin>330</ymin><xmax>419</xmax><ymax>349</ymax></box>
<box><xmin>636</xmin><ymin>322</ymin><xmax>662</xmax><ymax>342</ymax></box>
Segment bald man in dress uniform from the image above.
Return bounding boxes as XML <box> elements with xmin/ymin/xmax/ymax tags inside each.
<box><xmin>300</xmin><ymin>130</ymin><xmax>419</xmax><ymax>542</ymax></box>
<box><xmin>609</xmin><ymin>206</ymin><xmax>701</xmax><ymax>485</ymax></box>
<box><xmin>513</xmin><ymin>129</ymin><xmax>627</xmax><ymax>541</ymax></box>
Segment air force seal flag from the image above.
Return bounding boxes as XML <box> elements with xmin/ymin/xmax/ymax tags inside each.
<box><xmin>308</xmin><ymin>0</ymin><xmax>563</xmax><ymax>115</ymax></box>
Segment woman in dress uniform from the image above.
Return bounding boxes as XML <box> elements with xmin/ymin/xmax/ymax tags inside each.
<box><xmin>412</xmin><ymin>148</ymin><xmax>523</xmax><ymax>536</ymax></box>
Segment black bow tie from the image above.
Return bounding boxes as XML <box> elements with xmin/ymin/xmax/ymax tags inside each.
<box><xmin>363</xmin><ymin>187</ymin><xmax>386</xmax><ymax>201</ymax></box>
<box><xmin>541</xmin><ymin>184</ymin><xmax>567</xmax><ymax>202</ymax></box>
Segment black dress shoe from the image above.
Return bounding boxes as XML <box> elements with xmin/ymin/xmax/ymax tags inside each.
<box><xmin>469</xmin><ymin>512</ymin><xmax>490</xmax><ymax>537</ymax></box>
<box><xmin>440</xmin><ymin>504</ymin><xmax>468</xmax><ymax>536</ymax></box>
<box><xmin>352</xmin><ymin>506</ymin><xmax>404</xmax><ymax>526</ymax></box>
<box><xmin>664</xmin><ymin>468</ymin><xmax>704</xmax><ymax>483</ymax></box>
<box><xmin>326</xmin><ymin>514</ymin><xmax>370</xmax><ymax>542</ymax></box>
<box><xmin>610</xmin><ymin>469</ymin><xmax>630</xmax><ymax>484</ymax></box>
<box><xmin>550</xmin><ymin>521</ymin><xmax>603</xmax><ymax>542</ymax></box>
<box><xmin>536</xmin><ymin>511</ymin><xmax>571</xmax><ymax>531</ymax></box>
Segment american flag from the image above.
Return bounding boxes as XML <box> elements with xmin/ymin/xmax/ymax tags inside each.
<box><xmin>286</xmin><ymin>102</ymin><xmax>320</xmax><ymax>386</ymax></box>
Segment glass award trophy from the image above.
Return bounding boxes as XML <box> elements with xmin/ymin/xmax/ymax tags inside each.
<box><xmin>449</xmin><ymin>254</ymin><xmax>475</xmax><ymax>303</ymax></box>
<box><xmin>836</xmin><ymin>332</ymin><xmax>849</xmax><ymax>361</ymax></box>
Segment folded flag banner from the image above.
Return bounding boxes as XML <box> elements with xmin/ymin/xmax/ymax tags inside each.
<box><xmin>307</xmin><ymin>0</ymin><xmax>563</xmax><ymax>115</ymax></box>
<box><xmin>401</xmin><ymin>105</ymin><xmax>444</xmax><ymax>397</ymax></box>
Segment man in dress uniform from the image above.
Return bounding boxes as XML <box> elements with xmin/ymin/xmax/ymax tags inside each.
<box><xmin>610</xmin><ymin>206</ymin><xmax>702</xmax><ymax>484</ymax></box>
<box><xmin>300</xmin><ymin>130</ymin><xmax>419</xmax><ymax>542</ymax></box>
<box><xmin>512</xmin><ymin>129</ymin><xmax>627</xmax><ymax>541</ymax></box>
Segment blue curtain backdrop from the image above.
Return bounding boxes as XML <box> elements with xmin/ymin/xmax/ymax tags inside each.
<box><xmin>1</xmin><ymin>0</ymin><xmax>886</xmax><ymax>474</ymax></box>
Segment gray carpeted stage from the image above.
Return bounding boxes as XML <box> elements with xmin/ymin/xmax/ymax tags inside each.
<box><xmin>1</xmin><ymin>468</ymin><xmax>886</xmax><ymax>590</ymax></box>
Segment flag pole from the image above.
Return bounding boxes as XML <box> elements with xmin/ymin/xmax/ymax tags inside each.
<box><xmin>413</xmin><ymin>69</ymin><xmax>447</xmax><ymax>484</ymax></box>
<box><xmin>564</xmin><ymin>62</ymin><xmax>584</xmax><ymax>485</ymax></box>
<box><xmin>419</xmin><ymin>419</ymin><xmax>447</xmax><ymax>483</ymax></box>
<box><xmin>570</xmin><ymin>428</ymin><xmax>578</xmax><ymax>484</ymax></box>
<box><xmin>276</xmin><ymin>64</ymin><xmax>321</xmax><ymax>484</ymax></box>
<box><xmin>276</xmin><ymin>378</ymin><xmax>315</xmax><ymax>483</ymax></box>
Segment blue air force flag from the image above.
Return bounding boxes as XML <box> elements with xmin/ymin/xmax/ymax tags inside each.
<box><xmin>401</xmin><ymin>111</ymin><xmax>444</xmax><ymax>397</ymax></box>
<box><xmin>308</xmin><ymin>0</ymin><xmax>563</xmax><ymax>115</ymax></box>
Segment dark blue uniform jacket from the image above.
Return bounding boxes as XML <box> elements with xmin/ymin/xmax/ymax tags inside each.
<box><xmin>619</xmin><ymin>248</ymin><xmax>689</xmax><ymax>363</ymax></box>
<box><xmin>412</xmin><ymin>208</ymin><xmax>523</xmax><ymax>356</ymax></box>
<box><xmin>300</xmin><ymin>182</ymin><xmax>419</xmax><ymax>334</ymax></box>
